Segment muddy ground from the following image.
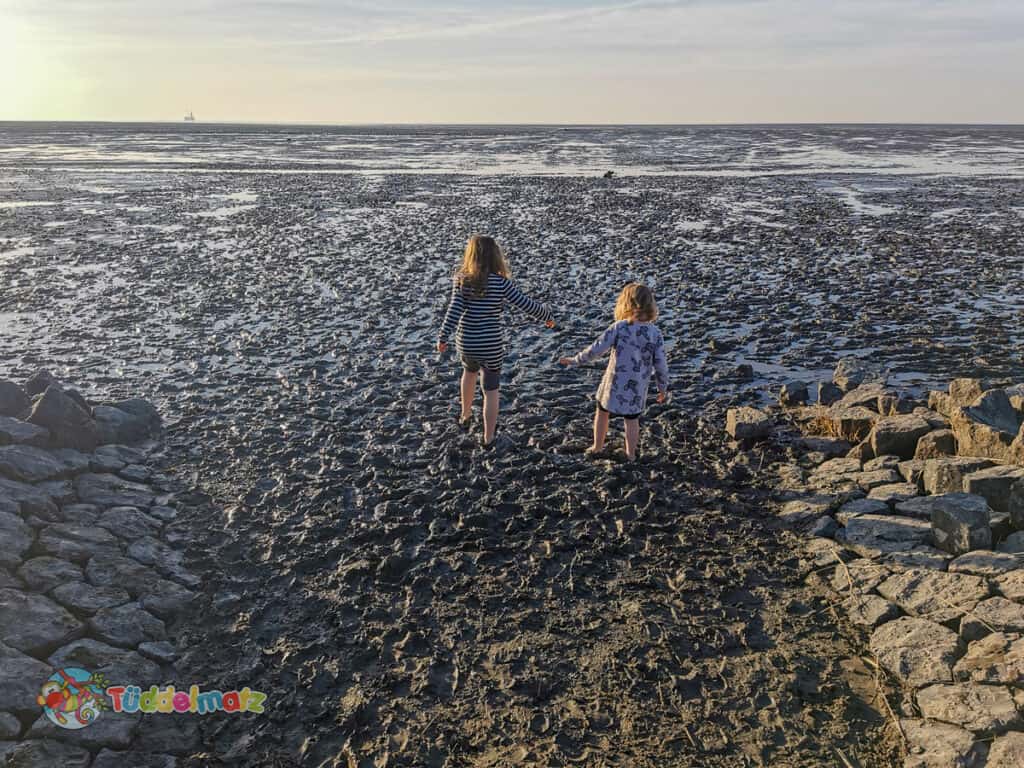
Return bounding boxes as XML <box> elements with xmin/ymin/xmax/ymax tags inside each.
<box><xmin>2</xmin><ymin>133</ymin><xmax>1023</xmax><ymax>766</ymax></box>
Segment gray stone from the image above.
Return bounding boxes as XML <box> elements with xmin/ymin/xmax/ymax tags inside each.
<box><xmin>913</xmin><ymin>406</ymin><xmax>950</xmax><ymax>430</ymax></box>
<box><xmin>27</xmin><ymin>386</ymin><xmax>100</xmax><ymax>451</ymax></box>
<box><xmin>922</xmin><ymin>457</ymin><xmax>994</xmax><ymax>495</ymax></box>
<box><xmin>961</xmin><ymin>597</ymin><xmax>1024</xmax><ymax>642</ymax></box>
<box><xmin>0</xmin><ymin>588</ymin><xmax>83</xmax><ymax>655</ymax></box>
<box><xmin>0</xmin><ymin>739</ymin><xmax>91</xmax><ymax>767</ymax></box>
<box><xmin>987</xmin><ymin>732</ymin><xmax>1024</xmax><ymax>767</ymax></box>
<box><xmin>843</xmin><ymin>594</ymin><xmax>900</xmax><ymax>628</ymax></box>
<box><xmin>930</xmin><ymin>493</ymin><xmax>993</xmax><ymax>555</ymax></box>
<box><xmin>797</xmin><ymin>436</ymin><xmax>851</xmax><ymax>457</ymax></box>
<box><xmin>49</xmin><ymin>638</ymin><xmax>162</xmax><ymax>686</ymax></box>
<box><xmin>880</xmin><ymin>546</ymin><xmax>952</xmax><ymax>572</ymax></box>
<box><xmin>93</xmin><ymin>405</ymin><xmax>151</xmax><ymax>445</ymax></box>
<box><xmin>34</xmin><ymin>479</ymin><xmax>75</xmax><ymax>506</ymax></box>
<box><xmin>27</xmin><ymin>711</ymin><xmax>141</xmax><ymax>751</ymax></box>
<box><xmin>914</xmin><ymin>429</ymin><xmax>957</xmax><ymax>460</ymax></box>
<box><xmin>948</xmin><ymin>551</ymin><xmax>1022</xmax><ymax>577</ymax></box>
<box><xmin>51</xmin><ymin>581</ymin><xmax>131</xmax><ymax>615</ymax></box>
<box><xmin>725</xmin><ymin>407</ymin><xmax>771</xmax><ymax>440</ymax></box>
<box><xmin>1006</xmin><ymin>478</ymin><xmax>1024</xmax><ymax>530</ymax></box>
<box><xmin>951</xmin><ymin>389</ymin><xmax>1022</xmax><ymax>463</ymax></box>
<box><xmin>877</xmin><ymin>569</ymin><xmax>989</xmax><ymax>623</ymax></box>
<box><xmin>962</xmin><ymin>465</ymin><xmax>1024</xmax><ymax>513</ymax></box>
<box><xmin>38</xmin><ymin>523</ymin><xmax>121</xmax><ymax>563</ymax></box>
<box><xmin>89</xmin><ymin>452</ymin><xmax>125</xmax><ymax>473</ymax></box>
<box><xmin>833</xmin><ymin>358</ymin><xmax>887</xmax><ymax>393</ymax></box>
<box><xmin>97</xmin><ymin>506</ymin><xmax>162</xmax><ymax>541</ymax></box>
<box><xmin>829</xmin><ymin>558</ymin><xmax>889</xmax><ymax>594</ymax></box>
<box><xmin>0</xmin><ymin>508</ymin><xmax>32</xmax><ymax>570</ymax></box>
<box><xmin>148</xmin><ymin>505</ymin><xmax>177</xmax><ymax>523</ymax></box>
<box><xmin>835</xmin><ymin>383</ymin><xmax>889</xmax><ymax>411</ymax></box>
<box><xmin>132</xmin><ymin>716</ymin><xmax>200</xmax><ymax>756</ymax></box>
<box><xmin>807</xmin><ymin>515</ymin><xmax>838</xmax><ymax>538</ymax></box>
<box><xmin>119</xmin><ymin>464</ymin><xmax>151</xmax><ymax>484</ymax></box>
<box><xmin>107</xmin><ymin>398</ymin><xmax>161</xmax><ymax>435</ymax></box>
<box><xmin>864</xmin><ymin>454</ymin><xmax>902</xmax><ymax>471</ymax></box>
<box><xmin>779</xmin><ymin>495</ymin><xmax>837</xmax><ymax>524</ymax></box>
<box><xmin>827</xmin><ymin>405</ymin><xmax>877</xmax><ymax>443</ymax></box>
<box><xmin>0</xmin><ymin>712</ymin><xmax>19</xmax><ymax>739</ymax></box>
<box><xmin>93</xmin><ymin>444</ymin><xmax>148</xmax><ymax>466</ymax></box>
<box><xmin>23</xmin><ymin>369</ymin><xmax>58</xmax><ymax>396</ymax></box>
<box><xmin>0</xmin><ymin>381</ymin><xmax>30</xmax><ymax>417</ymax></box>
<box><xmin>0</xmin><ymin>475</ymin><xmax>59</xmax><ymax>517</ymax></box>
<box><xmin>869</xmin><ymin>617</ymin><xmax>960</xmax><ymax>686</ymax></box>
<box><xmin>138</xmin><ymin>640</ymin><xmax>178</xmax><ymax>664</ymax></box>
<box><xmin>953</xmin><ymin>632</ymin><xmax>1024</xmax><ymax>684</ymax></box>
<box><xmin>0</xmin><ymin>445</ymin><xmax>67</xmax><ymax>483</ymax></box>
<box><xmin>817</xmin><ymin>381</ymin><xmax>843</xmax><ymax>406</ymax></box>
<box><xmin>0</xmin><ymin>641</ymin><xmax>55</xmax><ymax>716</ymax></box>
<box><xmin>85</xmin><ymin>553</ymin><xmax>162</xmax><ymax>597</ymax></box>
<box><xmin>997</xmin><ymin>531</ymin><xmax>1024</xmax><ymax>553</ymax></box>
<box><xmin>17</xmin><ymin>557</ymin><xmax>83</xmax><ymax>592</ymax></box>
<box><xmin>0</xmin><ymin>415</ymin><xmax>50</xmax><ymax>447</ymax></box>
<box><xmin>869</xmin><ymin>414</ymin><xmax>932</xmax><ymax>460</ymax></box>
<box><xmin>855</xmin><ymin>469</ymin><xmax>900</xmax><ymax>490</ymax></box>
<box><xmin>33</xmin><ymin>502</ymin><xmax>101</xmax><ymax>526</ymax></box>
<box><xmin>846</xmin><ymin>440</ymin><xmax>875</xmax><ymax>463</ymax></box>
<box><xmin>90</xmin><ymin>602</ymin><xmax>166</xmax><ymax>648</ymax></box>
<box><xmin>894</xmin><ymin>496</ymin><xmax>940</xmax><ymax>518</ymax></box>
<box><xmin>128</xmin><ymin>535</ymin><xmax>175</xmax><ymax>566</ymax></box>
<box><xmin>140</xmin><ymin>579</ymin><xmax>195</xmax><ymax>621</ymax></box>
<box><xmin>93</xmin><ymin>750</ymin><xmax>178</xmax><ymax>768</ymax></box>
<box><xmin>916</xmin><ymin>683</ymin><xmax>1021</xmax><ymax>734</ymax></box>
<box><xmin>900</xmin><ymin>718</ymin><xmax>984</xmax><ymax>768</ymax></box>
<box><xmin>836</xmin><ymin>497</ymin><xmax>890</xmax><ymax>524</ymax></box>
<box><xmin>866</xmin><ymin>482</ymin><xmax>920</xmax><ymax>505</ymax></box>
<box><xmin>835</xmin><ymin>514</ymin><xmax>932</xmax><ymax>557</ymax></box>
<box><xmin>899</xmin><ymin>459</ymin><xmax>926</xmax><ymax>486</ymax></box>
<box><xmin>75</xmin><ymin>472</ymin><xmax>155</xmax><ymax>508</ymax></box>
<box><xmin>778</xmin><ymin>381</ymin><xmax>808</xmax><ymax>407</ymax></box>
<box><xmin>51</xmin><ymin>448</ymin><xmax>90</xmax><ymax>475</ymax></box>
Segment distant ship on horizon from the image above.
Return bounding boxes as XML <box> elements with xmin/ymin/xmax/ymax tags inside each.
<box><xmin>184</xmin><ymin>111</ymin><xmax>195</xmax><ymax>122</ymax></box>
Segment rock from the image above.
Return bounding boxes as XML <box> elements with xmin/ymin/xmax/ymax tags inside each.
<box><xmin>836</xmin><ymin>383</ymin><xmax>889</xmax><ymax>411</ymax></box>
<box><xmin>38</xmin><ymin>523</ymin><xmax>121</xmax><ymax>563</ymax></box>
<box><xmin>49</xmin><ymin>638</ymin><xmax>161</xmax><ymax>686</ymax></box>
<box><xmin>807</xmin><ymin>516</ymin><xmax>838</xmax><ymax>538</ymax></box>
<box><xmin>898</xmin><ymin>459</ymin><xmax>926</xmax><ymax>487</ymax></box>
<box><xmin>93</xmin><ymin>444</ymin><xmax>148</xmax><ymax>466</ymax></box>
<box><xmin>108</xmin><ymin>398</ymin><xmax>161</xmax><ymax>435</ymax></box>
<box><xmin>842</xmin><ymin>594</ymin><xmax>900</xmax><ymax>628</ymax></box>
<box><xmin>948</xmin><ymin>551</ymin><xmax>1022</xmax><ymax>577</ymax></box>
<box><xmin>916</xmin><ymin>683</ymin><xmax>1021</xmax><ymax>734</ymax></box>
<box><xmin>895</xmin><ymin>496</ymin><xmax>940</xmax><ymax>518</ymax></box>
<box><xmin>877</xmin><ymin>569</ymin><xmax>989</xmax><ymax>623</ymax></box>
<box><xmin>85</xmin><ymin>553</ymin><xmax>162</xmax><ymax>597</ymax></box>
<box><xmin>900</xmin><ymin>718</ymin><xmax>985</xmax><ymax>768</ymax></box>
<box><xmin>796</xmin><ymin>436</ymin><xmax>851</xmax><ymax>457</ymax></box>
<box><xmin>140</xmin><ymin>579</ymin><xmax>195</xmax><ymax>621</ymax></box>
<box><xmin>92</xmin><ymin>750</ymin><xmax>178</xmax><ymax>768</ymax></box>
<box><xmin>855</xmin><ymin>469</ymin><xmax>900</xmax><ymax>490</ymax></box>
<box><xmin>132</xmin><ymin>716</ymin><xmax>200</xmax><ymax>756</ymax></box>
<box><xmin>17</xmin><ymin>557</ymin><xmax>83</xmax><ymax>592</ymax></box>
<box><xmin>914</xmin><ymin>429</ymin><xmax>957</xmax><ymax>459</ymax></box>
<box><xmin>119</xmin><ymin>464</ymin><xmax>151</xmax><ymax>484</ymax></box>
<box><xmin>1010</xmin><ymin>479</ymin><xmax>1024</xmax><ymax>530</ymax></box>
<box><xmin>0</xmin><ymin>508</ymin><xmax>32</xmax><ymax>569</ymax></box>
<box><xmin>835</xmin><ymin>514</ymin><xmax>932</xmax><ymax>557</ymax></box>
<box><xmin>0</xmin><ymin>445</ymin><xmax>68</xmax><ymax>484</ymax></box>
<box><xmin>89</xmin><ymin>602</ymin><xmax>166</xmax><ymax>648</ymax></box>
<box><xmin>828</xmin><ymin>558</ymin><xmax>889</xmax><ymax>594</ymax></box>
<box><xmin>987</xmin><ymin>732</ymin><xmax>1024</xmax><ymax>767</ymax></box>
<box><xmin>0</xmin><ymin>415</ymin><xmax>50</xmax><ymax>447</ymax></box>
<box><xmin>826</xmin><ymin>406</ymin><xmax>878</xmax><ymax>443</ymax></box>
<box><xmin>725</xmin><ymin>407</ymin><xmax>771</xmax><ymax>440</ymax></box>
<box><xmin>51</xmin><ymin>448</ymin><xmax>90</xmax><ymax>475</ymax></box>
<box><xmin>929</xmin><ymin>390</ymin><xmax>956</xmax><ymax>418</ymax></box>
<box><xmin>51</xmin><ymin>581</ymin><xmax>131</xmax><ymax>615</ymax></box>
<box><xmin>24</xmin><ymin>369</ymin><xmax>58</xmax><ymax>396</ymax></box>
<box><xmin>27</xmin><ymin>385</ymin><xmax>100</xmax><ymax>451</ymax></box>
<box><xmin>27</xmin><ymin>711</ymin><xmax>141</xmax><ymax>751</ymax></box>
<box><xmin>833</xmin><ymin>357</ymin><xmax>886</xmax><ymax>393</ymax></box>
<box><xmin>0</xmin><ymin>475</ymin><xmax>59</xmax><ymax>518</ymax></box>
<box><xmin>75</xmin><ymin>473</ymin><xmax>155</xmax><ymax>508</ymax></box>
<box><xmin>995</xmin><ymin>571</ymin><xmax>1024</xmax><ymax>601</ymax></box>
<box><xmin>0</xmin><ymin>589</ymin><xmax>83</xmax><ymax>655</ymax></box>
<box><xmin>0</xmin><ymin>712</ymin><xmax>18</xmax><ymax>739</ymax></box>
<box><xmin>863</xmin><ymin>455</ymin><xmax>901</xmax><ymax>471</ymax></box>
<box><xmin>922</xmin><ymin>457</ymin><xmax>994</xmax><ymax>496</ymax></box>
<box><xmin>961</xmin><ymin>597</ymin><xmax>1024</xmax><ymax>642</ymax></box>
<box><xmin>869</xmin><ymin>414</ymin><xmax>931</xmax><ymax>460</ymax></box>
<box><xmin>836</xmin><ymin>497</ymin><xmax>890</xmax><ymax>524</ymax></box>
<box><xmin>0</xmin><ymin>381</ymin><xmax>30</xmax><ymax>417</ymax></box>
<box><xmin>0</xmin><ymin>641</ymin><xmax>55</xmax><ymax>716</ymax></box>
<box><xmin>950</xmin><ymin>389</ymin><xmax>1022</xmax><ymax>462</ymax></box>
<box><xmin>93</xmin><ymin>405</ymin><xmax>154</xmax><ymax>445</ymax></box>
<box><xmin>779</xmin><ymin>381</ymin><xmax>808</xmax><ymax>407</ymax></box>
<box><xmin>138</xmin><ymin>640</ymin><xmax>178</xmax><ymax>664</ymax></box>
<box><xmin>866</xmin><ymin>482</ymin><xmax>920</xmax><ymax>505</ymax></box>
<box><xmin>817</xmin><ymin>381</ymin><xmax>842</xmax><ymax>406</ymax></box>
<box><xmin>812</xmin><ymin>457</ymin><xmax>862</xmax><ymax>476</ymax></box>
<box><xmin>953</xmin><ymin>632</ymin><xmax>1024</xmax><ymax>684</ymax></box>
<box><xmin>949</xmin><ymin>378</ymin><xmax>987</xmax><ymax>407</ymax></box>
<box><xmin>0</xmin><ymin>738</ymin><xmax>91</xmax><ymax>767</ymax></box>
<box><xmin>930</xmin><ymin>493</ymin><xmax>993</xmax><ymax>555</ymax></box>
<box><xmin>869</xmin><ymin>617</ymin><xmax>960</xmax><ymax>686</ymax></box>
<box><xmin>127</xmin><ymin>536</ymin><xmax>175</xmax><ymax>566</ymax></box>
<box><xmin>35</xmin><ymin>479</ymin><xmax>75</xmax><ymax>506</ymax></box>
<box><xmin>997</xmin><ymin>531</ymin><xmax>1024</xmax><ymax>553</ymax></box>
<box><xmin>881</xmin><ymin>546</ymin><xmax>952</xmax><ymax>572</ymax></box>
<box><xmin>914</xmin><ymin>406</ymin><xmax>950</xmax><ymax>430</ymax></box>
<box><xmin>961</xmin><ymin>465</ymin><xmax>1024</xmax><ymax>512</ymax></box>
<box><xmin>97</xmin><ymin>506</ymin><xmax>162</xmax><ymax>541</ymax></box>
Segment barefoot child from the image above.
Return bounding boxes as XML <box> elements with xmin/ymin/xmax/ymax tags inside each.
<box><xmin>438</xmin><ymin>235</ymin><xmax>554</xmax><ymax>446</ymax></box>
<box><xmin>559</xmin><ymin>283</ymin><xmax>668</xmax><ymax>460</ymax></box>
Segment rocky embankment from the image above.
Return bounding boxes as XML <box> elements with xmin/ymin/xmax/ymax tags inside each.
<box><xmin>729</xmin><ymin>360</ymin><xmax>1024</xmax><ymax>767</ymax></box>
<box><xmin>0</xmin><ymin>372</ymin><xmax>202</xmax><ymax>766</ymax></box>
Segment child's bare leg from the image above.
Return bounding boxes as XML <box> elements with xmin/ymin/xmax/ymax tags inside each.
<box><xmin>623</xmin><ymin>418</ymin><xmax>640</xmax><ymax>460</ymax></box>
<box><xmin>592</xmin><ymin>407</ymin><xmax>610</xmax><ymax>452</ymax></box>
<box><xmin>482</xmin><ymin>388</ymin><xmax>500</xmax><ymax>444</ymax></box>
<box><xmin>459</xmin><ymin>370</ymin><xmax>477</xmax><ymax>421</ymax></box>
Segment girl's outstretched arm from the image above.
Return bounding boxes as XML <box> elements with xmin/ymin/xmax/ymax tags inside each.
<box><xmin>439</xmin><ymin>280</ymin><xmax>465</xmax><ymax>344</ymax></box>
<box><xmin>503</xmin><ymin>279</ymin><xmax>552</xmax><ymax>323</ymax></box>
<box><xmin>654</xmin><ymin>334</ymin><xmax>670</xmax><ymax>393</ymax></box>
<box><xmin>565</xmin><ymin>323</ymin><xmax>618</xmax><ymax>365</ymax></box>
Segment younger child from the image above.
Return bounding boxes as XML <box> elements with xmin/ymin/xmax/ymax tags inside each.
<box><xmin>438</xmin><ymin>235</ymin><xmax>554</xmax><ymax>446</ymax></box>
<box><xmin>559</xmin><ymin>283</ymin><xmax>669</xmax><ymax>461</ymax></box>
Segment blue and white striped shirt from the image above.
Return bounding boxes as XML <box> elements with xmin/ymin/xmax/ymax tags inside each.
<box><xmin>439</xmin><ymin>273</ymin><xmax>552</xmax><ymax>369</ymax></box>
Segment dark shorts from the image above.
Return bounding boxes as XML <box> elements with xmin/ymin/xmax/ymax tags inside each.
<box><xmin>461</xmin><ymin>355</ymin><xmax>501</xmax><ymax>391</ymax></box>
<box><xmin>597</xmin><ymin>401</ymin><xmax>641</xmax><ymax>421</ymax></box>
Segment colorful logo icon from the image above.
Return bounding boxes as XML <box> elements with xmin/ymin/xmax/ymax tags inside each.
<box><xmin>38</xmin><ymin>668</ymin><xmax>110</xmax><ymax>729</ymax></box>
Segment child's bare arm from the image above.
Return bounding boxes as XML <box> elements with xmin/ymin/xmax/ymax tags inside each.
<box><xmin>654</xmin><ymin>335</ymin><xmax>670</xmax><ymax>395</ymax></box>
<box><xmin>561</xmin><ymin>323</ymin><xmax>617</xmax><ymax>366</ymax></box>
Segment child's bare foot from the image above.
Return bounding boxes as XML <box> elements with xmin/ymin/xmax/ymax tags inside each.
<box><xmin>584</xmin><ymin>445</ymin><xmax>607</xmax><ymax>457</ymax></box>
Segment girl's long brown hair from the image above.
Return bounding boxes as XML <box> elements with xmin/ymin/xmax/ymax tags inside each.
<box><xmin>614</xmin><ymin>283</ymin><xmax>658</xmax><ymax>323</ymax></box>
<box><xmin>458</xmin><ymin>235</ymin><xmax>510</xmax><ymax>296</ymax></box>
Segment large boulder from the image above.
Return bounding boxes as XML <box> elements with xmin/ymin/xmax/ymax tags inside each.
<box><xmin>0</xmin><ymin>640</ymin><xmax>54</xmax><ymax>716</ymax></box>
<box><xmin>869</xmin><ymin>617</ymin><xmax>960</xmax><ymax>686</ymax></box>
<box><xmin>929</xmin><ymin>493</ymin><xmax>993</xmax><ymax>555</ymax></box>
<box><xmin>922</xmin><ymin>457</ymin><xmax>994</xmax><ymax>495</ymax></box>
<box><xmin>27</xmin><ymin>386</ymin><xmax>100</xmax><ymax>451</ymax></box>
<box><xmin>868</xmin><ymin>414</ymin><xmax>931</xmax><ymax>459</ymax></box>
<box><xmin>778</xmin><ymin>381</ymin><xmax>808</xmax><ymax>407</ymax></box>
<box><xmin>953</xmin><ymin>632</ymin><xmax>1024</xmax><ymax>684</ymax></box>
<box><xmin>0</xmin><ymin>588</ymin><xmax>84</xmax><ymax>655</ymax></box>
<box><xmin>914</xmin><ymin>429</ymin><xmax>957</xmax><ymax>460</ymax></box>
<box><xmin>960</xmin><ymin>597</ymin><xmax>1024</xmax><ymax>642</ymax></box>
<box><xmin>0</xmin><ymin>415</ymin><xmax>50</xmax><ymax>447</ymax></box>
<box><xmin>962</xmin><ymin>465</ymin><xmax>1024</xmax><ymax>513</ymax></box>
<box><xmin>109</xmin><ymin>398</ymin><xmax>161</xmax><ymax>436</ymax></box>
<box><xmin>725</xmin><ymin>407</ymin><xmax>771</xmax><ymax>440</ymax></box>
<box><xmin>915</xmin><ymin>683</ymin><xmax>1021</xmax><ymax>734</ymax></box>
<box><xmin>74</xmin><ymin>473</ymin><xmax>155</xmax><ymax>508</ymax></box>
<box><xmin>949</xmin><ymin>378</ymin><xmax>987</xmax><ymax>407</ymax></box>
<box><xmin>0</xmin><ymin>507</ymin><xmax>32</xmax><ymax>569</ymax></box>
<box><xmin>900</xmin><ymin>719</ymin><xmax>985</xmax><ymax>768</ymax></box>
<box><xmin>833</xmin><ymin>357</ymin><xmax>886</xmax><ymax>393</ymax></box>
<box><xmin>827</xmin><ymin>405</ymin><xmax>878</xmax><ymax>443</ymax></box>
<box><xmin>0</xmin><ymin>381</ymin><xmax>30</xmax><ymax>417</ymax></box>
<box><xmin>877</xmin><ymin>568</ymin><xmax>989</xmax><ymax>623</ymax></box>
<box><xmin>0</xmin><ymin>445</ymin><xmax>68</xmax><ymax>483</ymax></box>
<box><xmin>835</xmin><ymin>514</ymin><xmax>932</xmax><ymax>557</ymax></box>
<box><xmin>950</xmin><ymin>390</ymin><xmax>1021</xmax><ymax>462</ymax></box>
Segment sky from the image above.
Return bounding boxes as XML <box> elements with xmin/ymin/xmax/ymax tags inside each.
<box><xmin>2</xmin><ymin>0</ymin><xmax>1023</xmax><ymax>123</ymax></box>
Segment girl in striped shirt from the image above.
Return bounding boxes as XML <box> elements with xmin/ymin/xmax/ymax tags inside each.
<box><xmin>438</xmin><ymin>235</ymin><xmax>554</xmax><ymax>446</ymax></box>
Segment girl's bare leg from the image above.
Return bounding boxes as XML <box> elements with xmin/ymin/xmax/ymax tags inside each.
<box><xmin>624</xmin><ymin>418</ymin><xmax>640</xmax><ymax>460</ymax></box>
<box><xmin>592</xmin><ymin>407</ymin><xmax>610</xmax><ymax>452</ymax></box>
<box><xmin>482</xmin><ymin>388</ymin><xmax>500</xmax><ymax>445</ymax></box>
<box><xmin>460</xmin><ymin>370</ymin><xmax>477</xmax><ymax>421</ymax></box>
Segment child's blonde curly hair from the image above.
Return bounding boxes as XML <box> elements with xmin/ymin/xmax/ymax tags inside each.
<box><xmin>614</xmin><ymin>282</ymin><xmax>658</xmax><ymax>323</ymax></box>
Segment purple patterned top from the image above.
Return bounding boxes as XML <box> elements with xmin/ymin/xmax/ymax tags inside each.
<box><xmin>569</xmin><ymin>320</ymin><xmax>669</xmax><ymax>415</ymax></box>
